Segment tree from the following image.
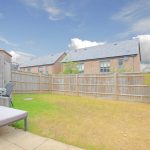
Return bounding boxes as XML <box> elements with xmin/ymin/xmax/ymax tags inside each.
<box><xmin>63</xmin><ymin>61</ymin><xmax>79</xmax><ymax>74</ymax></box>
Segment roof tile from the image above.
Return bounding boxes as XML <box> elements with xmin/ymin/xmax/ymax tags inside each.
<box><xmin>62</xmin><ymin>40</ymin><xmax>139</xmax><ymax>62</ymax></box>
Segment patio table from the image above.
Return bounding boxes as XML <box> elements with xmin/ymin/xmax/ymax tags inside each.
<box><xmin>0</xmin><ymin>106</ymin><xmax>28</xmax><ymax>131</ymax></box>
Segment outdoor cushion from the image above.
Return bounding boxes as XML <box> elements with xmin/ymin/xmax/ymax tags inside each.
<box><xmin>0</xmin><ymin>88</ymin><xmax>6</xmax><ymax>96</ymax></box>
<box><xmin>0</xmin><ymin>106</ymin><xmax>28</xmax><ymax>131</ymax></box>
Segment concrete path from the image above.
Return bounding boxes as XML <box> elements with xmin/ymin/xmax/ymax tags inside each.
<box><xmin>0</xmin><ymin>126</ymin><xmax>84</xmax><ymax>150</ymax></box>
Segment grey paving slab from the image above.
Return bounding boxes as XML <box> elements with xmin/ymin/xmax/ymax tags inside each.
<box><xmin>0</xmin><ymin>137</ymin><xmax>11</xmax><ymax>149</ymax></box>
<box><xmin>67</xmin><ymin>145</ymin><xmax>84</xmax><ymax>150</ymax></box>
<box><xmin>11</xmin><ymin>132</ymin><xmax>47</xmax><ymax>150</ymax></box>
<box><xmin>0</xmin><ymin>126</ymin><xmax>84</xmax><ymax>150</ymax></box>
<box><xmin>4</xmin><ymin>143</ymin><xmax>25</xmax><ymax>150</ymax></box>
<box><xmin>35</xmin><ymin>139</ymin><xmax>84</xmax><ymax>150</ymax></box>
<box><xmin>35</xmin><ymin>139</ymin><xmax>68</xmax><ymax>150</ymax></box>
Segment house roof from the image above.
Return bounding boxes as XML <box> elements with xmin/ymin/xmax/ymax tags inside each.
<box><xmin>62</xmin><ymin>40</ymin><xmax>139</xmax><ymax>62</ymax></box>
<box><xmin>0</xmin><ymin>49</ymin><xmax>12</xmax><ymax>57</ymax></box>
<box><xmin>20</xmin><ymin>52</ymin><xmax>65</xmax><ymax>67</ymax></box>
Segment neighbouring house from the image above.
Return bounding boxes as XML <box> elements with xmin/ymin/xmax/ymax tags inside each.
<box><xmin>10</xmin><ymin>51</ymin><xmax>35</xmax><ymax>70</ymax></box>
<box><xmin>62</xmin><ymin>40</ymin><xmax>141</xmax><ymax>74</ymax></box>
<box><xmin>0</xmin><ymin>49</ymin><xmax>12</xmax><ymax>87</ymax></box>
<box><xmin>11</xmin><ymin>62</ymin><xmax>19</xmax><ymax>71</ymax></box>
<box><xmin>20</xmin><ymin>52</ymin><xmax>66</xmax><ymax>74</ymax></box>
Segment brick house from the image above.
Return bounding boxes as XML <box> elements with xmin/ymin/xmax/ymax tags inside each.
<box><xmin>62</xmin><ymin>40</ymin><xmax>141</xmax><ymax>74</ymax></box>
<box><xmin>20</xmin><ymin>52</ymin><xmax>66</xmax><ymax>74</ymax></box>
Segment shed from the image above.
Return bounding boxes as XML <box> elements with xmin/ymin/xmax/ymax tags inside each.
<box><xmin>0</xmin><ymin>49</ymin><xmax>12</xmax><ymax>87</ymax></box>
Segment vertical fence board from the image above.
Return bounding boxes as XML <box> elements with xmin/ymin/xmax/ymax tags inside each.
<box><xmin>11</xmin><ymin>71</ymin><xmax>150</xmax><ymax>102</ymax></box>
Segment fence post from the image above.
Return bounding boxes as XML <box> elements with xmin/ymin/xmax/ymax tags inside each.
<box><xmin>48</xmin><ymin>74</ymin><xmax>51</xmax><ymax>92</ymax></box>
<box><xmin>114</xmin><ymin>73</ymin><xmax>119</xmax><ymax>100</ymax></box>
<box><xmin>76</xmin><ymin>74</ymin><xmax>79</xmax><ymax>96</ymax></box>
<box><xmin>39</xmin><ymin>73</ymin><xmax>41</xmax><ymax>93</ymax></box>
<box><xmin>51</xmin><ymin>74</ymin><xmax>53</xmax><ymax>94</ymax></box>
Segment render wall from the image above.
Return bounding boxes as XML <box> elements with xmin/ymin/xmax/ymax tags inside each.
<box><xmin>0</xmin><ymin>50</ymin><xmax>12</xmax><ymax>87</ymax></box>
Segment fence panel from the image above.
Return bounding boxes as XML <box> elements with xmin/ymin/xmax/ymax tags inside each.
<box><xmin>11</xmin><ymin>71</ymin><xmax>150</xmax><ymax>102</ymax></box>
<box><xmin>12</xmin><ymin>71</ymin><xmax>50</xmax><ymax>93</ymax></box>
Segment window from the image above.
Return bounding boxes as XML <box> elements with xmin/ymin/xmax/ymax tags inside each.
<box><xmin>38</xmin><ymin>66</ymin><xmax>43</xmax><ymax>74</ymax></box>
<box><xmin>77</xmin><ymin>63</ymin><xmax>84</xmax><ymax>73</ymax></box>
<box><xmin>118</xmin><ymin>58</ymin><xmax>124</xmax><ymax>68</ymax></box>
<box><xmin>45</xmin><ymin>66</ymin><xmax>49</xmax><ymax>75</ymax></box>
<box><xmin>27</xmin><ymin>68</ymin><xmax>31</xmax><ymax>72</ymax></box>
<box><xmin>21</xmin><ymin>68</ymin><xmax>25</xmax><ymax>71</ymax></box>
<box><xmin>100</xmin><ymin>60</ymin><xmax>110</xmax><ymax>73</ymax></box>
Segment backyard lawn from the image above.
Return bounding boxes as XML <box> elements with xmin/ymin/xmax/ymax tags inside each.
<box><xmin>13</xmin><ymin>94</ymin><xmax>150</xmax><ymax>150</ymax></box>
<box><xmin>144</xmin><ymin>73</ymin><xmax>150</xmax><ymax>86</ymax></box>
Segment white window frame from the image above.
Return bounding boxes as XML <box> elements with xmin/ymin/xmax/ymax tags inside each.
<box><xmin>77</xmin><ymin>63</ymin><xmax>84</xmax><ymax>73</ymax></box>
<box><xmin>118</xmin><ymin>58</ymin><xmax>124</xmax><ymax>69</ymax></box>
<box><xmin>100</xmin><ymin>60</ymin><xmax>110</xmax><ymax>73</ymax></box>
<box><xmin>45</xmin><ymin>66</ymin><xmax>49</xmax><ymax>75</ymax></box>
<box><xmin>27</xmin><ymin>67</ymin><xmax>31</xmax><ymax>72</ymax></box>
<box><xmin>38</xmin><ymin>66</ymin><xmax>43</xmax><ymax>74</ymax></box>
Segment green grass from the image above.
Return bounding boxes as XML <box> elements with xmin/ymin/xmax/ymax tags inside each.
<box><xmin>13</xmin><ymin>93</ymin><xmax>150</xmax><ymax>150</ymax></box>
<box><xmin>144</xmin><ymin>73</ymin><xmax>150</xmax><ymax>86</ymax></box>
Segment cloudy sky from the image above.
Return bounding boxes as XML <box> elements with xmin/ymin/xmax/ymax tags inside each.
<box><xmin>0</xmin><ymin>0</ymin><xmax>150</xmax><ymax>59</ymax></box>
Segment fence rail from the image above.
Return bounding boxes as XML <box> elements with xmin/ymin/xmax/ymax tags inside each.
<box><xmin>11</xmin><ymin>71</ymin><xmax>150</xmax><ymax>102</ymax></box>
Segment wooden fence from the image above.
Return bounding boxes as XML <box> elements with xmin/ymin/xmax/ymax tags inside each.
<box><xmin>11</xmin><ymin>71</ymin><xmax>51</xmax><ymax>93</ymax></box>
<box><xmin>11</xmin><ymin>71</ymin><xmax>150</xmax><ymax>102</ymax></box>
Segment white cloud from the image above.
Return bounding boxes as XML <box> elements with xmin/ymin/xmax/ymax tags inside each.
<box><xmin>0</xmin><ymin>36</ymin><xmax>17</xmax><ymax>47</ymax></box>
<box><xmin>10</xmin><ymin>51</ymin><xmax>21</xmax><ymax>62</ymax></box>
<box><xmin>21</xmin><ymin>0</ymin><xmax>74</xmax><ymax>21</ymax></box>
<box><xmin>45</xmin><ymin>6</ymin><xmax>60</xmax><ymax>16</ymax></box>
<box><xmin>42</xmin><ymin>0</ymin><xmax>63</xmax><ymax>20</ymax></box>
<box><xmin>112</xmin><ymin>0</ymin><xmax>150</xmax><ymax>37</ymax></box>
<box><xmin>44</xmin><ymin>5</ymin><xmax>63</xmax><ymax>20</ymax></box>
<box><xmin>131</xmin><ymin>18</ymin><xmax>150</xmax><ymax>33</ymax></box>
<box><xmin>10</xmin><ymin>51</ymin><xmax>35</xmax><ymax>65</ymax></box>
<box><xmin>112</xmin><ymin>0</ymin><xmax>150</xmax><ymax>22</ymax></box>
<box><xmin>22</xmin><ymin>0</ymin><xmax>39</xmax><ymax>7</ymax></box>
<box><xmin>68</xmin><ymin>38</ymin><xmax>105</xmax><ymax>50</ymax></box>
<box><xmin>133</xmin><ymin>34</ymin><xmax>150</xmax><ymax>65</ymax></box>
<box><xmin>117</xmin><ymin>18</ymin><xmax>150</xmax><ymax>38</ymax></box>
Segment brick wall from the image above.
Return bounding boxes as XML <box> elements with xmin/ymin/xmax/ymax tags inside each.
<box><xmin>22</xmin><ymin>54</ymin><xmax>140</xmax><ymax>74</ymax></box>
<box><xmin>20</xmin><ymin>53</ymin><xmax>66</xmax><ymax>74</ymax></box>
<box><xmin>63</xmin><ymin>54</ymin><xmax>141</xmax><ymax>74</ymax></box>
<box><xmin>84</xmin><ymin>60</ymin><xmax>100</xmax><ymax>74</ymax></box>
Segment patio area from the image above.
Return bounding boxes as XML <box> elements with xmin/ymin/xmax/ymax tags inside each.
<box><xmin>0</xmin><ymin>126</ymin><xmax>83</xmax><ymax>150</ymax></box>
